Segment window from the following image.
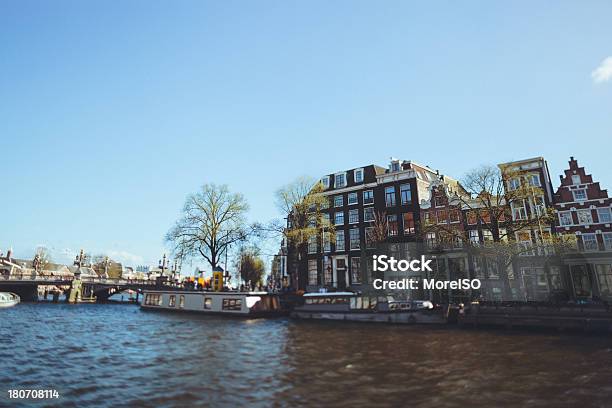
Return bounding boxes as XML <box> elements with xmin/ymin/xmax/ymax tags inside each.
<box><xmin>321</xmin><ymin>198</ymin><xmax>330</xmax><ymax>209</ymax></box>
<box><xmin>577</xmin><ymin>209</ymin><xmax>593</xmax><ymax>225</ymax></box>
<box><xmin>144</xmin><ymin>293</ymin><xmax>162</xmax><ymax>306</ymax></box>
<box><xmin>323</xmin><ymin>232</ymin><xmax>331</xmax><ymax>252</ymax></box>
<box><xmin>426</xmin><ymin>232</ymin><xmax>436</xmax><ymax>248</ymax></box>
<box><xmin>308</xmin><ymin>260</ymin><xmax>318</xmax><ymax>285</ymax></box>
<box><xmin>573</xmin><ymin>189</ymin><xmax>587</xmax><ymax>201</ymax></box>
<box><xmin>467</xmin><ymin>211</ymin><xmax>477</xmax><ymax>225</ymax></box>
<box><xmin>531</xmin><ymin>195</ymin><xmax>546</xmax><ymax>216</ymax></box>
<box><xmin>549</xmin><ymin>266</ymin><xmax>562</xmax><ymax>290</ymax></box>
<box><xmin>572</xmin><ymin>175</ymin><xmax>581</xmax><ymax>185</ymax></box>
<box><xmin>604</xmin><ymin>233</ymin><xmax>612</xmax><ymax>250</ymax></box>
<box><xmin>508</xmin><ymin>178</ymin><xmax>520</xmax><ymax>191</ymax></box>
<box><xmin>391</xmin><ymin>161</ymin><xmax>400</xmax><ymax>172</ymax></box>
<box><xmin>335</xmin><ymin>173</ymin><xmax>346</xmax><ymax>188</ymax></box>
<box><xmin>511</xmin><ymin>200</ymin><xmax>527</xmax><ymax>220</ymax></box>
<box><xmin>354</xmin><ymin>169</ymin><xmax>364</xmax><ymax>183</ymax></box>
<box><xmin>334</xmin><ymin>195</ymin><xmax>344</xmax><ymax>207</ymax></box>
<box><xmin>334</xmin><ymin>211</ymin><xmax>345</xmax><ymax>225</ymax></box>
<box><xmin>528</xmin><ymin>174</ymin><xmax>541</xmax><ymax>187</ymax></box>
<box><xmin>323</xmin><ymin>257</ymin><xmax>332</xmax><ymax>284</ymax></box>
<box><xmin>387</xmin><ymin>214</ymin><xmax>398</xmax><ymax>236</ymax></box>
<box><xmin>365</xmin><ymin>227</ymin><xmax>375</xmax><ymax>248</ymax></box>
<box><xmin>321</xmin><ymin>176</ymin><xmax>330</xmax><ymax>189</ymax></box>
<box><xmin>434</xmin><ymin>196</ymin><xmax>444</xmax><ymax>207</ymax></box>
<box><xmin>308</xmin><ymin>236</ymin><xmax>317</xmax><ymax>253</ymax></box>
<box><xmin>516</xmin><ymin>231</ymin><xmax>533</xmax><ymax>256</ymax></box>
<box><xmin>402</xmin><ymin>213</ymin><xmax>415</xmax><ymax>234</ymax></box>
<box><xmin>204</xmin><ymin>297</ymin><xmax>212</xmax><ymax>310</ymax></box>
<box><xmin>400</xmin><ymin>184</ymin><xmax>412</xmax><ymax>205</ymax></box>
<box><xmin>363</xmin><ymin>190</ymin><xmax>374</xmax><ymax>205</ymax></box>
<box><xmin>322</xmin><ymin>213</ymin><xmax>330</xmax><ymax>224</ymax></box>
<box><xmin>349</xmin><ymin>228</ymin><xmax>360</xmax><ymax>250</ymax></box>
<box><xmin>178</xmin><ymin>295</ymin><xmax>185</xmax><ymax>309</ymax></box>
<box><xmin>582</xmin><ymin>233</ymin><xmax>598</xmax><ymax>252</ymax></box>
<box><xmin>385</xmin><ymin>186</ymin><xmax>396</xmax><ymax>207</ymax></box>
<box><xmin>168</xmin><ymin>295</ymin><xmax>176</xmax><ymax>307</ymax></box>
<box><xmin>348</xmin><ymin>192</ymin><xmax>358</xmax><ymax>205</ymax></box>
<box><xmin>595</xmin><ymin>264</ymin><xmax>612</xmax><ymax>300</ymax></box>
<box><xmin>469</xmin><ymin>230</ymin><xmax>479</xmax><ymax>245</ymax></box>
<box><xmin>558</xmin><ymin>211</ymin><xmax>573</xmax><ymax>226</ymax></box>
<box><xmin>222</xmin><ymin>298</ymin><xmax>242</xmax><ymax>311</ymax></box>
<box><xmin>351</xmin><ymin>257</ymin><xmax>361</xmax><ymax>284</ymax></box>
<box><xmin>336</xmin><ymin>231</ymin><xmax>345</xmax><ymax>251</ymax></box>
<box><xmin>349</xmin><ymin>209</ymin><xmax>359</xmax><ymax>224</ymax></box>
<box><xmin>363</xmin><ymin>207</ymin><xmax>375</xmax><ymax>222</ymax></box>
<box><xmin>597</xmin><ymin>208</ymin><xmax>612</xmax><ymax>223</ymax></box>
<box><xmin>423</xmin><ymin>212</ymin><xmax>431</xmax><ymax>225</ymax></box>
<box><xmin>449</xmin><ymin>209</ymin><xmax>460</xmax><ymax>223</ymax></box>
<box><xmin>437</xmin><ymin>210</ymin><xmax>448</xmax><ymax>224</ymax></box>
<box><xmin>482</xmin><ymin>230</ymin><xmax>493</xmax><ymax>242</ymax></box>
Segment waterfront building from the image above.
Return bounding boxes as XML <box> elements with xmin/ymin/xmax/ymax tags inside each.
<box><xmin>289</xmin><ymin>159</ymin><xmax>443</xmax><ymax>292</ymax></box>
<box><xmin>553</xmin><ymin>157</ymin><xmax>612</xmax><ymax>301</ymax></box>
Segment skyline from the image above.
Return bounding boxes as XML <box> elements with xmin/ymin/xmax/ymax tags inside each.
<box><xmin>2</xmin><ymin>1</ymin><xmax>611</xmax><ymax>270</ymax></box>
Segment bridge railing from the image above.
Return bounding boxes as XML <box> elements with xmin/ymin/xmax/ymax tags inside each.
<box><xmin>0</xmin><ymin>273</ymin><xmax>159</xmax><ymax>286</ymax></box>
<box><xmin>0</xmin><ymin>272</ymin><xmax>74</xmax><ymax>282</ymax></box>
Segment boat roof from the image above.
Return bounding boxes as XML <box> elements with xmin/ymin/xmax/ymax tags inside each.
<box><xmin>303</xmin><ymin>292</ymin><xmax>356</xmax><ymax>297</ymax></box>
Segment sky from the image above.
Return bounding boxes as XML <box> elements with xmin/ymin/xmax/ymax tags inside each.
<box><xmin>1</xmin><ymin>1</ymin><xmax>611</xmax><ymax>271</ymax></box>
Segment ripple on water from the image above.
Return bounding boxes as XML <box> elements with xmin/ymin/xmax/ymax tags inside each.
<box><xmin>2</xmin><ymin>304</ymin><xmax>612</xmax><ymax>407</ymax></box>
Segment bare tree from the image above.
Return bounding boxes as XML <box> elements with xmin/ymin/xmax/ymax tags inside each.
<box><xmin>421</xmin><ymin>165</ymin><xmax>576</xmax><ymax>299</ymax></box>
<box><xmin>166</xmin><ymin>183</ymin><xmax>253</xmax><ymax>270</ymax></box>
<box><xmin>275</xmin><ymin>176</ymin><xmax>335</xmax><ymax>250</ymax></box>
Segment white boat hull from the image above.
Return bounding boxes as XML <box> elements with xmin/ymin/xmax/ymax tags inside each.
<box><xmin>0</xmin><ymin>292</ymin><xmax>20</xmax><ymax>308</ymax></box>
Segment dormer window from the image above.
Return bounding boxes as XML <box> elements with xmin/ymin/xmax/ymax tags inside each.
<box><xmin>321</xmin><ymin>176</ymin><xmax>330</xmax><ymax>189</ymax></box>
<box><xmin>572</xmin><ymin>175</ymin><xmax>581</xmax><ymax>185</ymax></box>
<box><xmin>390</xmin><ymin>161</ymin><xmax>400</xmax><ymax>172</ymax></box>
<box><xmin>354</xmin><ymin>168</ymin><xmax>364</xmax><ymax>183</ymax></box>
<box><xmin>334</xmin><ymin>173</ymin><xmax>346</xmax><ymax>188</ymax></box>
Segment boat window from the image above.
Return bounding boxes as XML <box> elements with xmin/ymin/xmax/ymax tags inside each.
<box><xmin>350</xmin><ymin>297</ymin><xmax>357</xmax><ymax>309</ymax></box>
<box><xmin>204</xmin><ymin>297</ymin><xmax>212</xmax><ymax>310</ymax></box>
<box><xmin>144</xmin><ymin>294</ymin><xmax>162</xmax><ymax>306</ymax></box>
<box><xmin>222</xmin><ymin>298</ymin><xmax>242</xmax><ymax>311</ymax></box>
<box><xmin>168</xmin><ymin>295</ymin><xmax>176</xmax><ymax>307</ymax></box>
<box><xmin>369</xmin><ymin>297</ymin><xmax>377</xmax><ymax>309</ymax></box>
<box><xmin>355</xmin><ymin>297</ymin><xmax>362</xmax><ymax>309</ymax></box>
<box><xmin>178</xmin><ymin>295</ymin><xmax>185</xmax><ymax>309</ymax></box>
<box><xmin>362</xmin><ymin>297</ymin><xmax>369</xmax><ymax>309</ymax></box>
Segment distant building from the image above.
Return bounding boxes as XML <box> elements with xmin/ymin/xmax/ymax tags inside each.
<box><xmin>553</xmin><ymin>157</ymin><xmax>612</xmax><ymax>301</ymax></box>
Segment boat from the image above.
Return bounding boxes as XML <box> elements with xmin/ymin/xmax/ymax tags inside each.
<box><xmin>140</xmin><ymin>289</ymin><xmax>286</xmax><ymax>317</ymax></box>
<box><xmin>291</xmin><ymin>292</ymin><xmax>448</xmax><ymax>324</ymax></box>
<box><xmin>0</xmin><ymin>292</ymin><xmax>20</xmax><ymax>308</ymax></box>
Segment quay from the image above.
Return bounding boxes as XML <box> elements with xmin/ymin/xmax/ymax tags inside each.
<box><xmin>459</xmin><ymin>301</ymin><xmax>612</xmax><ymax>333</ymax></box>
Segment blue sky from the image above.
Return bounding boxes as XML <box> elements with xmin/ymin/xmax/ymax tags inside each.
<box><xmin>1</xmin><ymin>1</ymin><xmax>611</xmax><ymax>271</ymax></box>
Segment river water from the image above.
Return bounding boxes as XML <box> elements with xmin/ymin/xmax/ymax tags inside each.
<box><xmin>1</xmin><ymin>303</ymin><xmax>612</xmax><ymax>408</ymax></box>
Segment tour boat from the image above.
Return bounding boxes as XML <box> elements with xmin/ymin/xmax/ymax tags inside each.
<box><xmin>0</xmin><ymin>292</ymin><xmax>20</xmax><ymax>308</ymax></box>
<box><xmin>140</xmin><ymin>289</ymin><xmax>286</xmax><ymax>317</ymax></box>
<box><xmin>291</xmin><ymin>292</ymin><xmax>448</xmax><ymax>324</ymax></box>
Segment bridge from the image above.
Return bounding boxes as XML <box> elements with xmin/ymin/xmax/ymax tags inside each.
<box><xmin>0</xmin><ymin>272</ymin><xmax>165</xmax><ymax>302</ymax></box>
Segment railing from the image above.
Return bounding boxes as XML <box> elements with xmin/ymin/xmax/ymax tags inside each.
<box><xmin>0</xmin><ymin>273</ymin><xmax>158</xmax><ymax>286</ymax></box>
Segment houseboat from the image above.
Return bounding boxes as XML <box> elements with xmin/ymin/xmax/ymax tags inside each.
<box><xmin>140</xmin><ymin>289</ymin><xmax>286</xmax><ymax>317</ymax></box>
<box><xmin>291</xmin><ymin>292</ymin><xmax>448</xmax><ymax>324</ymax></box>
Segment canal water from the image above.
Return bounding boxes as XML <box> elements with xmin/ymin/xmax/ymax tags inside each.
<box><xmin>2</xmin><ymin>303</ymin><xmax>612</xmax><ymax>408</ymax></box>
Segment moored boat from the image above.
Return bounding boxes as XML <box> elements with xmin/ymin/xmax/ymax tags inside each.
<box><xmin>291</xmin><ymin>292</ymin><xmax>447</xmax><ymax>324</ymax></box>
<box><xmin>0</xmin><ymin>292</ymin><xmax>20</xmax><ymax>308</ymax></box>
<box><xmin>140</xmin><ymin>289</ymin><xmax>286</xmax><ymax>317</ymax></box>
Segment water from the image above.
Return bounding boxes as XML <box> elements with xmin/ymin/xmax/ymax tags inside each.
<box><xmin>2</xmin><ymin>303</ymin><xmax>612</xmax><ymax>407</ymax></box>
